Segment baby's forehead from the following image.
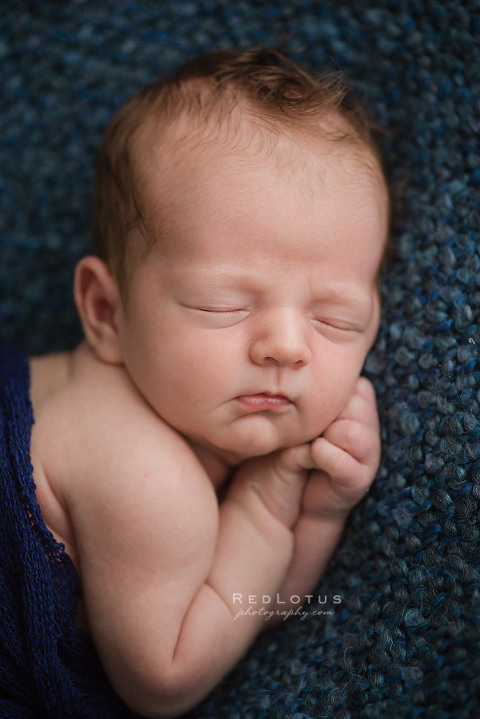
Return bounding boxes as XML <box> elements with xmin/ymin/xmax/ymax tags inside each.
<box><xmin>135</xmin><ymin>114</ymin><xmax>388</xmax><ymax>252</ymax></box>
<box><xmin>138</xmin><ymin>106</ymin><xmax>386</xmax><ymax>201</ymax></box>
<box><xmin>124</xmin><ymin>110</ymin><xmax>389</xmax><ymax>286</ymax></box>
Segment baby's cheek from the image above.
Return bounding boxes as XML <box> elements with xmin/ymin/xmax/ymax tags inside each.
<box><xmin>303</xmin><ymin>370</ymin><xmax>358</xmax><ymax>437</ymax></box>
<box><xmin>167</xmin><ymin>346</ymin><xmax>231</xmax><ymax>404</ymax></box>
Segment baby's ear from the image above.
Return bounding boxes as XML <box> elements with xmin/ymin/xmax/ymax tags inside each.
<box><xmin>74</xmin><ymin>256</ymin><xmax>123</xmax><ymax>364</ymax></box>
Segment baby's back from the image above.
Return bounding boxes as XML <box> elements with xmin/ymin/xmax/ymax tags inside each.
<box><xmin>30</xmin><ymin>349</ymin><xmax>79</xmax><ymax>563</ymax></box>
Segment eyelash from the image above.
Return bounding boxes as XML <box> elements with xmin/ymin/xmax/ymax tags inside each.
<box><xmin>310</xmin><ymin>318</ymin><xmax>359</xmax><ymax>334</ymax></box>
<box><xmin>187</xmin><ymin>307</ymin><xmax>250</xmax><ymax>327</ymax></box>
<box><xmin>197</xmin><ymin>308</ymin><xmax>247</xmax><ymax>315</ymax></box>
<box><xmin>312</xmin><ymin>318</ymin><xmax>348</xmax><ymax>328</ymax></box>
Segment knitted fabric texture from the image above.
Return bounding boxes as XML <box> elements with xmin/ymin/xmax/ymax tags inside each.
<box><xmin>1</xmin><ymin>1</ymin><xmax>479</xmax><ymax>717</ymax></box>
<box><xmin>0</xmin><ymin>345</ymin><xmax>136</xmax><ymax>718</ymax></box>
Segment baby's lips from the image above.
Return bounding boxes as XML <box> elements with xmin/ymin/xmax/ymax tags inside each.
<box><xmin>235</xmin><ymin>393</ymin><xmax>293</xmax><ymax>412</ymax></box>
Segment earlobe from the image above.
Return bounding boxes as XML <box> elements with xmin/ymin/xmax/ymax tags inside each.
<box><xmin>74</xmin><ymin>256</ymin><xmax>123</xmax><ymax>365</ymax></box>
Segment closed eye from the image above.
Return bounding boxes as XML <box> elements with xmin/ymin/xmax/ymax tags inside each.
<box><xmin>185</xmin><ymin>306</ymin><xmax>250</xmax><ymax>327</ymax></box>
<box><xmin>195</xmin><ymin>307</ymin><xmax>249</xmax><ymax>316</ymax></box>
<box><xmin>310</xmin><ymin>318</ymin><xmax>363</xmax><ymax>337</ymax></box>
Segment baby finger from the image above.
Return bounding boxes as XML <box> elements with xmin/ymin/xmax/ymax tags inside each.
<box><xmin>322</xmin><ymin>419</ymin><xmax>380</xmax><ymax>466</ymax></box>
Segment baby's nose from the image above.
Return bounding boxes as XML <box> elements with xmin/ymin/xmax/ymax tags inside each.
<box><xmin>249</xmin><ymin>308</ymin><xmax>312</xmax><ymax>368</ymax></box>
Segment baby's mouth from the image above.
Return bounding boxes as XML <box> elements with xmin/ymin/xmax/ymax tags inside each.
<box><xmin>235</xmin><ymin>393</ymin><xmax>293</xmax><ymax>412</ymax></box>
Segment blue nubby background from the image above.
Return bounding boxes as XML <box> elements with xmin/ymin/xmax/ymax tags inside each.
<box><xmin>1</xmin><ymin>1</ymin><xmax>479</xmax><ymax>717</ymax></box>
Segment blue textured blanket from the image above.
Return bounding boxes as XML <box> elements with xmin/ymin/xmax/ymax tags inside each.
<box><xmin>0</xmin><ymin>345</ymin><xmax>135</xmax><ymax>718</ymax></box>
<box><xmin>1</xmin><ymin>1</ymin><xmax>479</xmax><ymax>717</ymax></box>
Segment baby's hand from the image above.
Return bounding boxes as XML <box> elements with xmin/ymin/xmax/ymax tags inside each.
<box><xmin>227</xmin><ymin>449</ymin><xmax>308</xmax><ymax>531</ymax></box>
<box><xmin>290</xmin><ymin>377</ymin><xmax>380</xmax><ymax>519</ymax></box>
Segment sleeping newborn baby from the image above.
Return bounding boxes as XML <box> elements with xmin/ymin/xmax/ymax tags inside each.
<box><xmin>22</xmin><ymin>48</ymin><xmax>388</xmax><ymax>717</ymax></box>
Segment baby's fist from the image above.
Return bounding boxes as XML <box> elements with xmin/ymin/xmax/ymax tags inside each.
<box><xmin>303</xmin><ymin>377</ymin><xmax>380</xmax><ymax>518</ymax></box>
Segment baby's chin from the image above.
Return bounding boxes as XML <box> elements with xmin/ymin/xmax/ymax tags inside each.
<box><xmin>211</xmin><ymin>424</ymin><xmax>315</xmax><ymax>466</ymax></box>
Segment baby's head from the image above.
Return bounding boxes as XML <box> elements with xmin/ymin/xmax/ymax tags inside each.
<box><xmin>92</xmin><ymin>47</ymin><xmax>388</xmax><ymax>298</ymax></box>
<box><xmin>76</xmin><ymin>48</ymin><xmax>389</xmax><ymax>464</ymax></box>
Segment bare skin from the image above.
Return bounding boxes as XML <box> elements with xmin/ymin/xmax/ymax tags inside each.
<box><xmin>29</xmin><ymin>124</ymin><xmax>387</xmax><ymax>718</ymax></box>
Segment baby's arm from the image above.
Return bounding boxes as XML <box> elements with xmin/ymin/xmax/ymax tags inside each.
<box><xmin>67</xmin><ymin>396</ymin><xmax>306</xmax><ymax>718</ymax></box>
<box><xmin>270</xmin><ymin>376</ymin><xmax>381</xmax><ymax>610</ymax></box>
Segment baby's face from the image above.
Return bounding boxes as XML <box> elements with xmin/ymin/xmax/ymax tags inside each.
<box><xmin>114</xmin><ymin>129</ymin><xmax>388</xmax><ymax>465</ymax></box>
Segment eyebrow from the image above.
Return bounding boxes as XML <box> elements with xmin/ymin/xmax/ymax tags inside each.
<box><xmin>313</xmin><ymin>285</ymin><xmax>374</xmax><ymax>306</ymax></box>
<box><xmin>180</xmin><ymin>266</ymin><xmax>374</xmax><ymax>306</ymax></box>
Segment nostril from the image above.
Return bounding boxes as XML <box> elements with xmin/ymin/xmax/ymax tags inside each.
<box><xmin>249</xmin><ymin>311</ymin><xmax>312</xmax><ymax>367</ymax></box>
<box><xmin>250</xmin><ymin>342</ymin><xmax>311</xmax><ymax>368</ymax></box>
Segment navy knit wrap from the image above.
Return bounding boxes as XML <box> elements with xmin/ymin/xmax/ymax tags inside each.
<box><xmin>0</xmin><ymin>345</ymin><xmax>136</xmax><ymax>717</ymax></box>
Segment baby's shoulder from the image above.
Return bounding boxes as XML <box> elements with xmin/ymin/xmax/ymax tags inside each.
<box><xmin>32</xmin><ymin>341</ymin><xmax>181</xmax><ymax>441</ymax></box>
<box><xmin>30</xmin><ymin>342</ymin><xmax>207</xmax><ymax>519</ymax></box>
<box><xmin>30</xmin><ymin>343</ymin><xmax>218</xmax><ymax>580</ymax></box>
